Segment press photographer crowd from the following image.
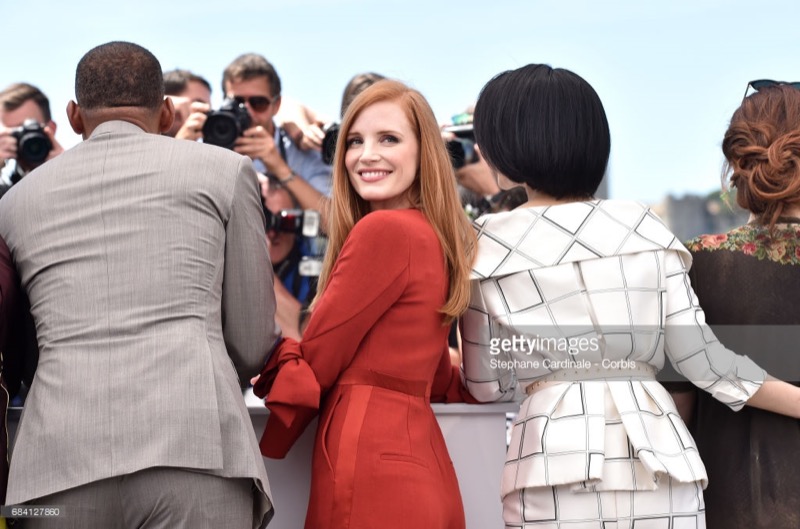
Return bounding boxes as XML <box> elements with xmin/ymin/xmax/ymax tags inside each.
<box><xmin>0</xmin><ymin>62</ymin><xmax>512</xmax><ymax>343</ymax></box>
<box><xmin>2</xmin><ymin>41</ymin><xmax>800</xmax><ymax>529</ymax></box>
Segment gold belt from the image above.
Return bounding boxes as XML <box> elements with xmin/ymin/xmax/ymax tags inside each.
<box><xmin>524</xmin><ymin>362</ymin><xmax>657</xmax><ymax>395</ymax></box>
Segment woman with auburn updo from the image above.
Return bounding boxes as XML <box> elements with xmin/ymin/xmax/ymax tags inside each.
<box><xmin>460</xmin><ymin>64</ymin><xmax>800</xmax><ymax>527</ymax></box>
<box><xmin>684</xmin><ymin>81</ymin><xmax>800</xmax><ymax>528</ymax></box>
<box><xmin>252</xmin><ymin>79</ymin><xmax>477</xmax><ymax>529</ymax></box>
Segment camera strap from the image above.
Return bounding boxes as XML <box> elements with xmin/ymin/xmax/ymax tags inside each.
<box><xmin>259</xmin><ymin>125</ymin><xmax>290</xmax><ymax>179</ymax></box>
<box><xmin>276</xmin><ymin>126</ymin><xmax>289</xmax><ymax>163</ymax></box>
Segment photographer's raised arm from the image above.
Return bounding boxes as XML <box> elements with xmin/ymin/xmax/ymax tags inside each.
<box><xmin>245</xmin><ymin>137</ymin><xmax>330</xmax><ymax>233</ymax></box>
<box><xmin>174</xmin><ymin>101</ymin><xmax>209</xmax><ymax>141</ymax></box>
<box><xmin>0</xmin><ymin>127</ymin><xmax>16</xmax><ymax>160</ymax></box>
<box><xmin>275</xmin><ymin>95</ymin><xmax>326</xmax><ymax>152</ymax></box>
<box><xmin>272</xmin><ymin>164</ymin><xmax>330</xmax><ymax>234</ymax></box>
<box><xmin>0</xmin><ymin>83</ymin><xmax>64</xmax><ymax>189</ymax></box>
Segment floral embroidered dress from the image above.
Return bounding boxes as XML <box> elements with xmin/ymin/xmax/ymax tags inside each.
<box><xmin>685</xmin><ymin>218</ymin><xmax>800</xmax><ymax>528</ymax></box>
<box><xmin>686</xmin><ymin>220</ymin><xmax>800</xmax><ymax>265</ymax></box>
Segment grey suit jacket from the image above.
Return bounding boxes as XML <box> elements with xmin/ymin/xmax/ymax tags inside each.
<box><xmin>0</xmin><ymin>120</ymin><xmax>279</xmax><ymax>527</ymax></box>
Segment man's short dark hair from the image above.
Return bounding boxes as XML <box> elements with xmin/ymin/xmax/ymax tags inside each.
<box><xmin>163</xmin><ymin>69</ymin><xmax>212</xmax><ymax>97</ymax></box>
<box><xmin>474</xmin><ymin>64</ymin><xmax>611</xmax><ymax>199</ymax></box>
<box><xmin>222</xmin><ymin>54</ymin><xmax>281</xmax><ymax>98</ymax></box>
<box><xmin>75</xmin><ymin>41</ymin><xmax>164</xmax><ymax>110</ymax></box>
<box><xmin>0</xmin><ymin>83</ymin><xmax>52</xmax><ymax>123</ymax></box>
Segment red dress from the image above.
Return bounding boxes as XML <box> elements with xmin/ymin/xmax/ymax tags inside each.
<box><xmin>254</xmin><ymin>208</ymin><xmax>471</xmax><ymax>529</ymax></box>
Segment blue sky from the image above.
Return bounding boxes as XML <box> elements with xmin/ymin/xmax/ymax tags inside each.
<box><xmin>3</xmin><ymin>0</ymin><xmax>798</xmax><ymax>203</ymax></box>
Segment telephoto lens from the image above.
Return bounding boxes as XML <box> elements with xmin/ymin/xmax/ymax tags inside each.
<box><xmin>11</xmin><ymin>119</ymin><xmax>52</xmax><ymax>164</ymax></box>
<box><xmin>321</xmin><ymin>123</ymin><xmax>340</xmax><ymax>165</ymax></box>
<box><xmin>202</xmin><ymin>99</ymin><xmax>252</xmax><ymax>149</ymax></box>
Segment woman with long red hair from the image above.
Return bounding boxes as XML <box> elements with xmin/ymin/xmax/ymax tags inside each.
<box><xmin>252</xmin><ymin>79</ymin><xmax>477</xmax><ymax>529</ymax></box>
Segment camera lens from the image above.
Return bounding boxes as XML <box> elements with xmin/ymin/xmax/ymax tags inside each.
<box><xmin>321</xmin><ymin>123</ymin><xmax>340</xmax><ymax>165</ymax></box>
<box><xmin>264</xmin><ymin>208</ymin><xmax>302</xmax><ymax>234</ymax></box>
<box><xmin>13</xmin><ymin>120</ymin><xmax>53</xmax><ymax>165</ymax></box>
<box><xmin>277</xmin><ymin>211</ymin><xmax>303</xmax><ymax>233</ymax></box>
<box><xmin>18</xmin><ymin>134</ymin><xmax>52</xmax><ymax>164</ymax></box>
<box><xmin>202</xmin><ymin>99</ymin><xmax>252</xmax><ymax>150</ymax></box>
<box><xmin>446</xmin><ymin>139</ymin><xmax>467</xmax><ymax>169</ymax></box>
<box><xmin>265</xmin><ymin>209</ymin><xmax>304</xmax><ymax>234</ymax></box>
<box><xmin>202</xmin><ymin>113</ymin><xmax>239</xmax><ymax>149</ymax></box>
<box><xmin>444</xmin><ymin>124</ymin><xmax>476</xmax><ymax>170</ymax></box>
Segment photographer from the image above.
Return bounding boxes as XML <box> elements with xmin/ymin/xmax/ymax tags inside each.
<box><xmin>442</xmin><ymin>109</ymin><xmax>526</xmax><ymax>218</ymax></box>
<box><xmin>162</xmin><ymin>68</ymin><xmax>212</xmax><ymax>140</ymax></box>
<box><xmin>265</xmin><ymin>176</ymin><xmax>322</xmax><ymax>339</ymax></box>
<box><xmin>218</xmin><ymin>54</ymin><xmax>331</xmax><ymax>233</ymax></box>
<box><xmin>0</xmin><ymin>83</ymin><xmax>64</xmax><ymax>199</ymax></box>
<box><xmin>319</xmin><ymin>72</ymin><xmax>386</xmax><ymax>165</ymax></box>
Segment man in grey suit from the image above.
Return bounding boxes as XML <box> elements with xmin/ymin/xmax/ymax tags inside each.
<box><xmin>0</xmin><ymin>41</ymin><xmax>279</xmax><ymax>528</ymax></box>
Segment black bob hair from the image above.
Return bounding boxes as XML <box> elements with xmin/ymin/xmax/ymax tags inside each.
<box><xmin>473</xmin><ymin>64</ymin><xmax>610</xmax><ymax>199</ymax></box>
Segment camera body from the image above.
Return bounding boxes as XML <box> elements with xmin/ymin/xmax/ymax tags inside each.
<box><xmin>443</xmin><ymin>124</ymin><xmax>478</xmax><ymax>170</ymax></box>
<box><xmin>265</xmin><ymin>208</ymin><xmax>324</xmax><ymax>277</ymax></box>
<box><xmin>264</xmin><ymin>208</ymin><xmax>321</xmax><ymax>238</ymax></box>
<box><xmin>11</xmin><ymin>119</ymin><xmax>52</xmax><ymax>165</ymax></box>
<box><xmin>202</xmin><ymin>98</ymin><xmax>252</xmax><ymax>149</ymax></box>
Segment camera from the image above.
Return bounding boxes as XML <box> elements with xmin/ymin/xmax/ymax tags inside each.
<box><xmin>321</xmin><ymin>122</ymin><xmax>340</xmax><ymax>165</ymax></box>
<box><xmin>264</xmin><ymin>208</ymin><xmax>321</xmax><ymax>238</ymax></box>
<box><xmin>265</xmin><ymin>208</ymin><xmax>324</xmax><ymax>277</ymax></box>
<box><xmin>11</xmin><ymin>119</ymin><xmax>52</xmax><ymax>165</ymax></box>
<box><xmin>202</xmin><ymin>98</ymin><xmax>252</xmax><ymax>149</ymax></box>
<box><xmin>443</xmin><ymin>124</ymin><xmax>478</xmax><ymax>170</ymax></box>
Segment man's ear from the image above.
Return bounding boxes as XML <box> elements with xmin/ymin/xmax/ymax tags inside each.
<box><xmin>67</xmin><ymin>101</ymin><xmax>84</xmax><ymax>136</ymax></box>
<box><xmin>159</xmin><ymin>97</ymin><xmax>175</xmax><ymax>134</ymax></box>
<box><xmin>272</xmin><ymin>95</ymin><xmax>282</xmax><ymax>115</ymax></box>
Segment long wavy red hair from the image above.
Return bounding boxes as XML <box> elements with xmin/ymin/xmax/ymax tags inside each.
<box><xmin>313</xmin><ymin>80</ymin><xmax>476</xmax><ymax>322</ymax></box>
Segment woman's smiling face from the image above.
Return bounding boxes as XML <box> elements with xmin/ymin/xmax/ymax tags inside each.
<box><xmin>345</xmin><ymin>101</ymin><xmax>419</xmax><ymax>211</ymax></box>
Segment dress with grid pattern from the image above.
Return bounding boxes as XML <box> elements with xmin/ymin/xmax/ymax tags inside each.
<box><xmin>461</xmin><ymin>200</ymin><xmax>765</xmax><ymax>527</ymax></box>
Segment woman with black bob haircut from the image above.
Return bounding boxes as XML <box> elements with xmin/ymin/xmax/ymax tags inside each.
<box><xmin>473</xmin><ymin>63</ymin><xmax>609</xmax><ymax>200</ymax></box>
<box><xmin>461</xmin><ymin>63</ymin><xmax>800</xmax><ymax>527</ymax></box>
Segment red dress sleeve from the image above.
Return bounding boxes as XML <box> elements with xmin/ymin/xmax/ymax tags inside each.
<box><xmin>254</xmin><ymin>211</ymin><xmax>412</xmax><ymax>457</ymax></box>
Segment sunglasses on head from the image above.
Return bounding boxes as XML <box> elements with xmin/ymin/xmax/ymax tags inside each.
<box><xmin>743</xmin><ymin>79</ymin><xmax>800</xmax><ymax>101</ymax></box>
<box><xmin>233</xmin><ymin>95</ymin><xmax>273</xmax><ymax>112</ymax></box>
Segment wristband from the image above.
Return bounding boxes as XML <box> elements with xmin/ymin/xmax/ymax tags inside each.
<box><xmin>278</xmin><ymin>171</ymin><xmax>297</xmax><ymax>184</ymax></box>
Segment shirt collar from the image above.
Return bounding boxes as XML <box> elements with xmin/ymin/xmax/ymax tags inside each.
<box><xmin>471</xmin><ymin>199</ymin><xmax>692</xmax><ymax>279</ymax></box>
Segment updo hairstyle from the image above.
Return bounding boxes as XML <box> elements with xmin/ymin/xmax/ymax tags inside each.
<box><xmin>723</xmin><ymin>84</ymin><xmax>800</xmax><ymax>229</ymax></box>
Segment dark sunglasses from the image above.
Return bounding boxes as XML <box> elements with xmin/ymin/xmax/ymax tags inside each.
<box><xmin>233</xmin><ymin>95</ymin><xmax>273</xmax><ymax>112</ymax></box>
<box><xmin>743</xmin><ymin>79</ymin><xmax>800</xmax><ymax>101</ymax></box>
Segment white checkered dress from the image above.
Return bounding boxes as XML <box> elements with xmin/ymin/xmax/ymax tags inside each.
<box><xmin>461</xmin><ymin>200</ymin><xmax>764</xmax><ymax>501</ymax></box>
